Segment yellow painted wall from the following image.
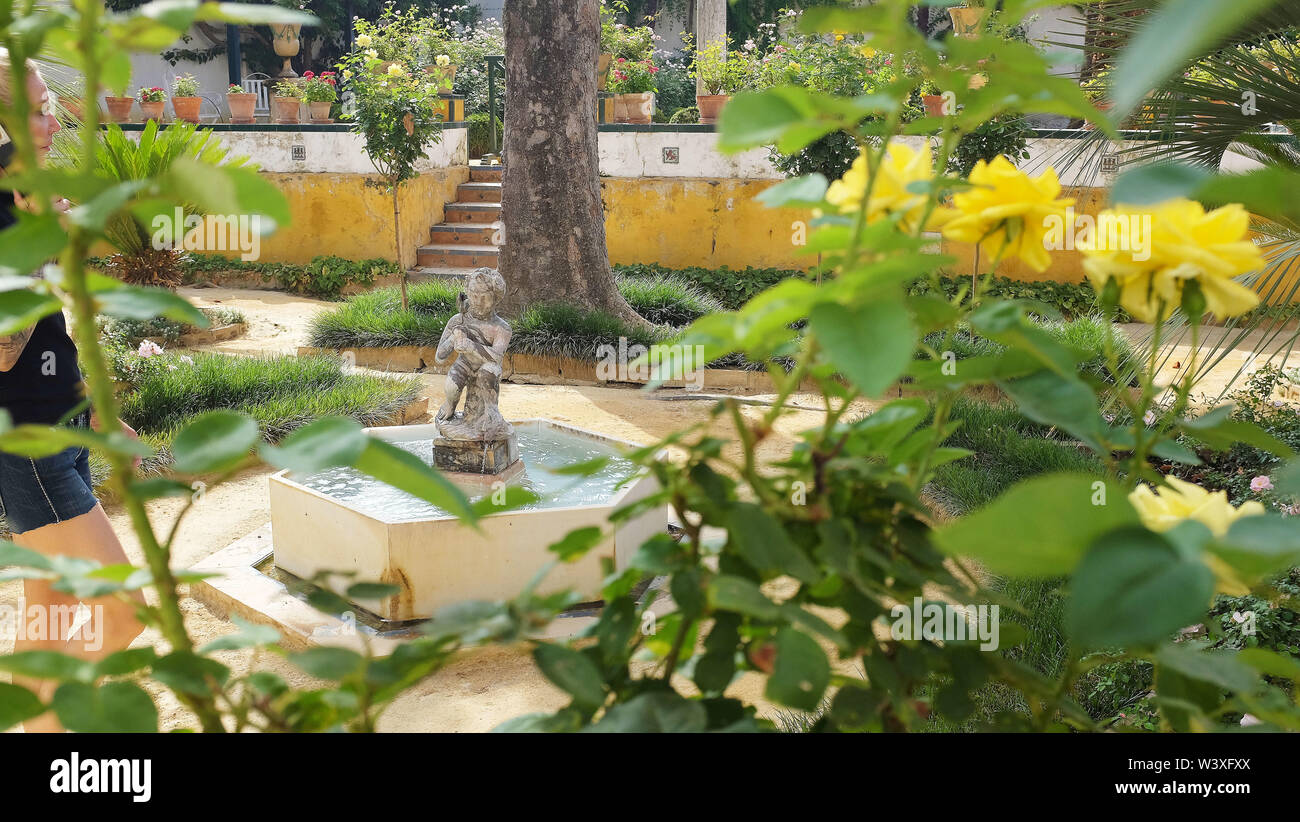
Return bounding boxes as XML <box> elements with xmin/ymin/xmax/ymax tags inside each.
<box><xmin>255</xmin><ymin>169</ymin><xmax>468</xmax><ymax>269</ymax></box>
<box><xmin>600</xmin><ymin>177</ymin><xmax>818</xmax><ymax>271</ymax></box>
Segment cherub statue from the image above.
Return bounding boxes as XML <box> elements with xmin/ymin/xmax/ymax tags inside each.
<box><xmin>434</xmin><ymin>267</ymin><xmax>513</xmax><ymax>441</ymax></box>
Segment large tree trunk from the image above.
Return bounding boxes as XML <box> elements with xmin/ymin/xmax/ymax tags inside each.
<box><xmin>499</xmin><ymin>0</ymin><xmax>643</xmax><ymax>324</ymax></box>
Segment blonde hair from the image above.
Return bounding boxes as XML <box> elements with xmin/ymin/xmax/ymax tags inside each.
<box><xmin>0</xmin><ymin>47</ymin><xmax>41</xmax><ymax>107</ymax></box>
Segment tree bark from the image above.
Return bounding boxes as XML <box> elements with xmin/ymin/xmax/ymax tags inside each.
<box><xmin>499</xmin><ymin>0</ymin><xmax>644</xmax><ymax>324</ymax></box>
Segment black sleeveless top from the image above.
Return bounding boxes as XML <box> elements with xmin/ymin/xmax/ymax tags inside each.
<box><xmin>0</xmin><ymin>191</ymin><xmax>85</xmax><ymax>425</ymax></box>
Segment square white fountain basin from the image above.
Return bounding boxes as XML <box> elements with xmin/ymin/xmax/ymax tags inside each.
<box><xmin>269</xmin><ymin>419</ymin><xmax>663</xmax><ymax>621</ymax></box>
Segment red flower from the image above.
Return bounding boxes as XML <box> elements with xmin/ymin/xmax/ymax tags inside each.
<box><xmin>617</xmin><ymin>57</ymin><xmax>626</xmax><ymax>63</ymax></box>
<box><xmin>321</xmin><ymin>71</ymin><xmax>335</xmax><ymax>76</ymax></box>
<box><xmin>303</xmin><ymin>71</ymin><xmax>314</xmax><ymax>78</ymax></box>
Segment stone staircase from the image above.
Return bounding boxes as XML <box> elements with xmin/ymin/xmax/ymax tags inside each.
<box><xmin>414</xmin><ymin>165</ymin><xmax>503</xmax><ymax>274</ymax></box>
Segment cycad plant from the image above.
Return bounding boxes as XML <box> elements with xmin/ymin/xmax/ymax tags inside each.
<box><xmin>53</xmin><ymin>120</ymin><xmax>251</xmax><ymax>287</ymax></box>
<box><xmin>1051</xmin><ymin>3</ymin><xmax>1300</xmax><ymax>397</ymax></box>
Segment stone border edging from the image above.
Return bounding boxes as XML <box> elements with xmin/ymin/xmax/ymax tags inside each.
<box><xmin>297</xmin><ymin>345</ymin><xmax>815</xmax><ymax>394</ymax></box>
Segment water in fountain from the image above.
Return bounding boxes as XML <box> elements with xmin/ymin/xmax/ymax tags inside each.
<box><xmin>295</xmin><ymin>425</ymin><xmax>641</xmax><ymax>522</ymax></box>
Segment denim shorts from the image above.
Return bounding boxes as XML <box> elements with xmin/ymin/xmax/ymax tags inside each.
<box><xmin>0</xmin><ymin>442</ymin><xmax>98</xmax><ymax>535</ymax></box>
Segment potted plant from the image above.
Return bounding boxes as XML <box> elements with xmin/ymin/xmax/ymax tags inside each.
<box><xmin>601</xmin><ymin>1</ymin><xmax>655</xmax><ymax>91</ymax></box>
<box><xmin>424</xmin><ymin>54</ymin><xmax>457</xmax><ymax>93</ymax></box>
<box><xmin>104</xmin><ymin>77</ymin><xmax>134</xmax><ymax>123</ymax></box>
<box><xmin>137</xmin><ymin>86</ymin><xmax>165</xmax><ymax>122</ymax></box>
<box><xmin>919</xmin><ymin>79</ymin><xmax>946</xmax><ymax>117</ymax></box>
<box><xmin>227</xmin><ymin>83</ymin><xmax>256</xmax><ymax>122</ymax></box>
<box><xmin>272</xmin><ymin>79</ymin><xmax>303</xmax><ymax>124</ymax></box>
<box><xmin>948</xmin><ymin>1</ymin><xmax>987</xmax><ymax>38</ymax></box>
<box><xmin>170</xmin><ymin>74</ymin><xmax>201</xmax><ymax>123</ymax></box>
<box><xmin>688</xmin><ymin>37</ymin><xmax>747</xmax><ymax>124</ymax></box>
<box><xmin>608</xmin><ymin>58</ymin><xmax>657</xmax><ymax>124</ymax></box>
<box><xmin>302</xmin><ymin>71</ymin><xmax>338</xmax><ymax>123</ymax></box>
<box><xmin>597</xmin><ymin>0</ymin><xmax>620</xmax><ymax>91</ymax></box>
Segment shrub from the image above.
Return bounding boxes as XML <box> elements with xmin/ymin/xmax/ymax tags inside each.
<box><xmin>97</xmin><ymin>306</ymin><xmax>245</xmax><ymax>347</ymax></box>
<box><xmin>171</xmin><ymin>74</ymin><xmax>199</xmax><ymax>97</ymax></box>
<box><xmin>668</xmin><ymin>106</ymin><xmax>699</xmax><ymax>124</ymax></box>
<box><xmin>466</xmin><ymin>112</ymin><xmax>502</xmax><ymax>157</ymax></box>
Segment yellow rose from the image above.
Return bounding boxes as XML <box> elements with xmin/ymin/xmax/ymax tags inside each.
<box><xmin>387</xmin><ymin>62</ymin><xmax>406</xmax><ymax>77</ymax></box>
<box><xmin>365</xmin><ymin>48</ymin><xmax>378</xmax><ymax>59</ymax></box>
<box><xmin>941</xmin><ymin>155</ymin><xmax>1072</xmax><ymax>273</ymax></box>
<box><xmin>1081</xmin><ymin>200</ymin><xmax>1262</xmax><ymax>323</ymax></box>
<box><xmin>355</xmin><ymin>33</ymin><xmax>372</xmax><ymax>48</ymax></box>
<box><xmin>860</xmin><ymin>46</ymin><xmax>877</xmax><ymax>59</ymax></box>
<box><xmin>1129</xmin><ymin>476</ymin><xmax>1265</xmax><ymax>538</ymax></box>
<box><xmin>825</xmin><ymin>140</ymin><xmax>953</xmax><ymax>234</ymax></box>
<box><xmin>435</xmin><ymin>54</ymin><xmax>451</xmax><ymax>67</ymax></box>
<box><xmin>342</xmin><ymin>69</ymin><xmax>352</xmax><ymax>80</ymax></box>
<box><xmin>835</xmin><ymin>34</ymin><xmax>845</xmax><ymax>42</ymax></box>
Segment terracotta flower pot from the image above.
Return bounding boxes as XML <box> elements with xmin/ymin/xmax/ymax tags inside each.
<box><xmin>105</xmin><ymin>96</ymin><xmax>134</xmax><ymax>123</ymax></box>
<box><xmin>309</xmin><ymin>101</ymin><xmax>333</xmax><ymax>123</ymax></box>
<box><xmin>615</xmin><ymin>91</ymin><xmax>654</xmax><ymax>124</ymax></box>
<box><xmin>696</xmin><ymin>93</ymin><xmax>729</xmax><ymax>124</ymax></box>
<box><xmin>922</xmin><ymin>93</ymin><xmax>946</xmax><ymax>117</ymax></box>
<box><xmin>948</xmin><ymin>6</ymin><xmax>987</xmax><ymax>38</ymax></box>
<box><xmin>273</xmin><ymin>96</ymin><xmax>301</xmax><ymax>124</ymax></box>
<box><xmin>138</xmin><ymin>99</ymin><xmax>164</xmax><ymax>122</ymax></box>
<box><xmin>171</xmin><ymin>95</ymin><xmax>201</xmax><ymax>124</ymax></box>
<box><xmin>596</xmin><ymin>53</ymin><xmax>612</xmax><ymax>90</ymax></box>
<box><xmin>227</xmin><ymin>92</ymin><xmax>256</xmax><ymax>123</ymax></box>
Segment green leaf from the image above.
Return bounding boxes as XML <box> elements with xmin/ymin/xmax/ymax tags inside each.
<box><xmin>0</xmin><ymin>288</ymin><xmax>61</xmax><ymax>336</ymax></box>
<box><xmin>289</xmin><ymin>647</ymin><xmax>365</xmax><ymax>680</ymax></box>
<box><xmin>0</xmin><ymin>682</ymin><xmax>45</xmax><ymax>730</ymax></box>
<box><xmin>93</xmin><ymin>648</ymin><xmax>158</xmax><ymax>679</ymax></box>
<box><xmin>1153</xmin><ymin>643</ymin><xmax>1257</xmax><ymax>694</ymax></box>
<box><xmin>1196</xmin><ymin>167</ymin><xmax>1300</xmax><ymax>226</ymax></box>
<box><xmin>346</xmin><ymin>581</ymin><xmax>402</xmax><ymax>599</ymax></box>
<box><xmin>934</xmin><ymin>473</ymin><xmax>1138</xmax><ymax>577</ymax></box>
<box><xmin>0</xmin><ymin>651</ymin><xmax>93</xmax><ymax>682</ymax></box>
<box><xmin>52</xmin><ymin>681</ymin><xmax>158</xmax><ymax>733</ymax></box>
<box><xmin>353</xmin><ymin>438</ymin><xmax>476</xmax><ymax>522</ymax></box>
<box><xmin>533</xmin><ymin>643</ymin><xmax>606</xmax><ymax>711</ymax></box>
<box><xmin>548</xmin><ymin>526</ymin><xmax>604</xmax><ymax>562</ymax></box>
<box><xmin>810</xmin><ymin>299</ymin><xmax>916</xmax><ymax>398</ymax></box>
<box><xmin>197</xmin><ymin>616</ymin><xmax>281</xmax><ymax>653</ymax></box>
<box><xmin>1111</xmin><ymin>164</ymin><xmax>1211</xmax><ymax>206</ymax></box>
<box><xmin>765</xmin><ymin>628</ymin><xmax>830</xmax><ymax>712</ymax></box>
<box><xmin>0</xmin><ymin>212</ymin><xmax>66</xmax><ymax>278</ymax></box>
<box><xmin>755</xmin><ymin>174</ymin><xmax>828</xmax><ymax>208</ymax></box>
<box><xmin>725</xmin><ymin>503</ymin><xmax>820</xmax><ymax>583</ymax></box>
<box><xmin>93</xmin><ymin>284</ymin><xmax>209</xmax><ymax>326</ymax></box>
<box><xmin>259</xmin><ymin>416</ymin><xmax>367</xmax><ymax>474</ymax></box>
<box><xmin>707</xmin><ymin>575</ymin><xmax>781</xmax><ymax>621</ymax></box>
<box><xmin>1179</xmin><ymin>407</ymin><xmax>1293</xmax><ymax>458</ymax></box>
<box><xmin>582</xmin><ymin>691</ymin><xmax>708</xmax><ymax>732</ymax></box>
<box><xmin>1067</xmin><ymin>527</ymin><xmax>1214</xmax><ymax>650</ymax></box>
<box><xmin>1207</xmin><ymin>515</ymin><xmax>1300</xmax><ymax>581</ymax></box>
<box><xmin>999</xmin><ymin>369</ymin><xmax>1109</xmax><ymax>453</ymax></box>
<box><xmin>151</xmin><ymin>652</ymin><xmax>230</xmax><ymax>696</ymax></box>
<box><xmin>170</xmin><ymin>410</ymin><xmax>259</xmax><ymax>474</ymax></box>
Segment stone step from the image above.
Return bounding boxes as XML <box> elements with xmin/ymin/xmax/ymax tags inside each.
<box><xmin>444</xmin><ymin>202</ymin><xmax>502</xmax><ymax>223</ymax></box>
<box><xmin>456</xmin><ymin>181</ymin><xmax>502</xmax><ymax>203</ymax></box>
<box><xmin>407</xmin><ymin>266</ymin><xmax>469</xmax><ymax>283</ymax></box>
<box><xmin>416</xmin><ymin>243</ymin><xmax>500</xmax><ymax>269</ymax></box>
<box><xmin>469</xmin><ymin>166</ymin><xmax>503</xmax><ymax>182</ymax></box>
<box><xmin>429</xmin><ymin>222</ymin><xmax>501</xmax><ymax>246</ymax></box>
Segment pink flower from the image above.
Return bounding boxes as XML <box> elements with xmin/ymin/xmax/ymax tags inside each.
<box><xmin>303</xmin><ymin>71</ymin><xmax>315</xmax><ymax>78</ymax></box>
<box><xmin>137</xmin><ymin>340</ymin><xmax>164</xmax><ymax>358</ymax></box>
<box><xmin>1251</xmin><ymin>475</ymin><xmax>1274</xmax><ymax>493</ymax></box>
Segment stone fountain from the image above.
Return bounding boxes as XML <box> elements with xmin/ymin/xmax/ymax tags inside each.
<box><xmin>267</xmin><ymin>268</ymin><xmax>664</xmax><ymax>623</ymax></box>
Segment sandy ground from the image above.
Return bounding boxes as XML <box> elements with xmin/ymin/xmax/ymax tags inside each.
<box><xmin>4</xmin><ymin>288</ymin><xmax>1295</xmax><ymax>732</ymax></box>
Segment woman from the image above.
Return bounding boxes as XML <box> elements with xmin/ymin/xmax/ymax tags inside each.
<box><xmin>0</xmin><ymin>51</ymin><xmax>145</xmax><ymax>732</ymax></box>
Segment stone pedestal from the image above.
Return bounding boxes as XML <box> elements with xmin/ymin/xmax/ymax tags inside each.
<box><xmin>433</xmin><ymin>433</ymin><xmax>519</xmax><ymax>476</ymax></box>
